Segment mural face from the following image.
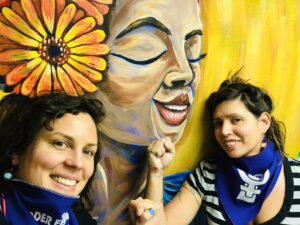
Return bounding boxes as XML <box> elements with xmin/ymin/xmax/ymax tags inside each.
<box><xmin>96</xmin><ymin>0</ymin><xmax>204</xmax><ymax>145</ymax></box>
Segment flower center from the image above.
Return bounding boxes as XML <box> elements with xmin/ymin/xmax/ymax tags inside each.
<box><xmin>39</xmin><ymin>37</ymin><xmax>70</xmax><ymax>65</ymax></box>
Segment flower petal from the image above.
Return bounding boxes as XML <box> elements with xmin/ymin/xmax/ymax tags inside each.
<box><xmin>0</xmin><ymin>49</ymin><xmax>40</xmax><ymax>62</ymax></box>
<box><xmin>0</xmin><ymin>21</ymin><xmax>39</xmax><ymax>47</ymax></box>
<box><xmin>0</xmin><ymin>64</ymin><xmax>17</xmax><ymax>75</ymax></box>
<box><xmin>51</xmin><ymin>65</ymin><xmax>62</xmax><ymax>92</ymax></box>
<box><xmin>21</xmin><ymin>0</ymin><xmax>47</xmax><ymax>37</ymax></box>
<box><xmin>72</xmin><ymin>0</ymin><xmax>103</xmax><ymax>25</ymax></box>
<box><xmin>67</xmin><ymin>29</ymin><xmax>105</xmax><ymax>48</ymax></box>
<box><xmin>70</xmin><ymin>55</ymin><xmax>106</xmax><ymax>71</ymax></box>
<box><xmin>2</xmin><ymin>7</ymin><xmax>43</xmax><ymax>42</ymax></box>
<box><xmin>41</xmin><ymin>0</ymin><xmax>55</xmax><ymax>33</ymax></box>
<box><xmin>64</xmin><ymin>17</ymin><xmax>96</xmax><ymax>43</ymax></box>
<box><xmin>36</xmin><ymin>63</ymin><xmax>52</xmax><ymax>96</ymax></box>
<box><xmin>68</xmin><ymin>58</ymin><xmax>102</xmax><ymax>82</ymax></box>
<box><xmin>70</xmin><ymin>79</ymin><xmax>84</xmax><ymax>95</ymax></box>
<box><xmin>91</xmin><ymin>2</ymin><xmax>109</xmax><ymax>15</ymax></box>
<box><xmin>56</xmin><ymin>66</ymin><xmax>78</xmax><ymax>96</ymax></box>
<box><xmin>0</xmin><ymin>0</ymin><xmax>10</xmax><ymax>7</ymax></box>
<box><xmin>56</xmin><ymin>3</ymin><xmax>77</xmax><ymax>39</ymax></box>
<box><xmin>62</xmin><ymin>63</ymin><xmax>97</xmax><ymax>92</ymax></box>
<box><xmin>21</xmin><ymin>60</ymin><xmax>47</xmax><ymax>96</ymax></box>
<box><xmin>92</xmin><ymin>0</ymin><xmax>113</xmax><ymax>3</ymax></box>
<box><xmin>71</xmin><ymin>44</ymin><xmax>109</xmax><ymax>55</ymax></box>
<box><xmin>13</xmin><ymin>84</ymin><xmax>21</xmax><ymax>94</ymax></box>
<box><xmin>56</xmin><ymin>0</ymin><xmax>66</xmax><ymax>17</ymax></box>
<box><xmin>11</xmin><ymin>1</ymin><xmax>26</xmax><ymax>19</ymax></box>
<box><xmin>6</xmin><ymin>57</ymin><xmax>43</xmax><ymax>85</ymax></box>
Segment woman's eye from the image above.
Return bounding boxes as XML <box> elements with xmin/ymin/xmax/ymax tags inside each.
<box><xmin>233</xmin><ymin>118</ymin><xmax>242</xmax><ymax>123</ymax></box>
<box><xmin>83</xmin><ymin>149</ymin><xmax>96</xmax><ymax>157</ymax></box>
<box><xmin>213</xmin><ymin>120</ymin><xmax>222</xmax><ymax>128</ymax></box>
<box><xmin>53</xmin><ymin>140</ymin><xmax>69</xmax><ymax>150</ymax></box>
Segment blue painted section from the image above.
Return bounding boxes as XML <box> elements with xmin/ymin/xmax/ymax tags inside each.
<box><xmin>163</xmin><ymin>170</ymin><xmax>192</xmax><ymax>205</ymax></box>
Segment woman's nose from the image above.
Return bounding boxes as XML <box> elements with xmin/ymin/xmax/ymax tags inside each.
<box><xmin>65</xmin><ymin>151</ymin><xmax>83</xmax><ymax>169</ymax></box>
<box><xmin>221</xmin><ymin>122</ymin><xmax>232</xmax><ymax>136</ymax></box>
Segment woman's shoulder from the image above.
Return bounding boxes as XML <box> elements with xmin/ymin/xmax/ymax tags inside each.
<box><xmin>199</xmin><ymin>158</ymin><xmax>218</xmax><ymax>171</ymax></box>
<box><xmin>285</xmin><ymin>156</ymin><xmax>300</xmax><ymax>173</ymax></box>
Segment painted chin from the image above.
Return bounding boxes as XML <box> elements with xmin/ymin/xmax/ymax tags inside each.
<box><xmin>154</xmin><ymin>94</ymin><xmax>191</xmax><ymax>126</ymax></box>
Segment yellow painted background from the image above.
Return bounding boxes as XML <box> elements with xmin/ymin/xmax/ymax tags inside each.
<box><xmin>166</xmin><ymin>0</ymin><xmax>300</xmax><ymax>174</ymax></box>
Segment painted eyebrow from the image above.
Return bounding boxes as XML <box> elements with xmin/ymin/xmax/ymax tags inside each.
<box><xmin>116</xmin><ymin>17</ymin><xmax>171</xmax><ymax>39</ymax></box>
<box><xmin>185</xmin><ymin>30</ymin><xmax>203</xmax><ymax>40</ymax></box>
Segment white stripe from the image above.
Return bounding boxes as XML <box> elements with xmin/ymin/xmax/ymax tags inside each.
<box><xmin>206</xmin><ymin>195</ymin><xmax>219</xmax><ymax>205</ymax></box>
<box><xmin>293</xmin><ymin>178</ymin><xmax>300</xmax><ymax>186</ymax></box>
<box><xmin>290</xmin><ymin>204</ymin><xmax>300</xmax><ymax>212</ymax></box>
<box><xmin>291</xmin><ymin>165</ymin><xmax>300</xmax><ymax>173</ymax></box>
<box><xmin>293</xmin><ymin>191</ymin><xmax>300</xmax><ymax>199</ymax></box>
<box><xmin>207</xmin><ymin>219</ymin><xmax>220</xmax><ymax>225</ymax></box>
<box><xmin>206</xmin><ymin>205</ymin><xmax>225</xmax><ymax>221</ymax></box>
<box><xmin>281</xmin><ymin>217</ymin><xmax>300</xmax><ymax>224</ymax></box>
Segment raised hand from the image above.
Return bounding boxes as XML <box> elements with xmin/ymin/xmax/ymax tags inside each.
<box><xmin>129</xmin><ymin>197</ymin><xmax>160</xmax><ymax>225</ymax></box>
<box><xmin>147</xmin><ymin>137</ymin><xmax>175</xmax><ymax>173</ymax></box>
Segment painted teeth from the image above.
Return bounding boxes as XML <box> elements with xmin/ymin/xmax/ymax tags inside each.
<box><xmin>52</xmin><ymin>176</ymin><xmax>76</xmax><ymax>186</ymax></box>
<box><xmin>164</xmin><ymin>105</ymin><xmax>188</xmax><ymax>111</ymax></box>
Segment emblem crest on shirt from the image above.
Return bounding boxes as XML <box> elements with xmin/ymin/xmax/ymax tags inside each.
<box><xmin>236</xmin><ymin>169</ymin><xmax>270</xmax><ymax>203</ymax></box>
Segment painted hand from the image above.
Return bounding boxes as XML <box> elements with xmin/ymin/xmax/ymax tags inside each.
<box><xmin>129</xmin><ymin>197</ymin><xmax>160</xmax><ymax>225</ymax></box>
<box><xmin>147</xmin><ymin>137</ymin><xmax>175</xmax><ymax>173</ymax></box>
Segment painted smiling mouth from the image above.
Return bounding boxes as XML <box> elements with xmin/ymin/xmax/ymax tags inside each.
<box><xmin>154</xmin><ymin>93</ymin><xmax>190</xmax><ymax>126</ymax></box>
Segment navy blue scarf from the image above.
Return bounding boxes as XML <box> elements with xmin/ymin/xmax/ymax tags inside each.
<box><xmin>1</xmin><ymin>179</ymin><xmax>79</xmax><ymax>225</ymax></box>
<box><xmin>216</xmin><ymin>141</ymin><xmax>282</xmax><ymax>225</ymax></box>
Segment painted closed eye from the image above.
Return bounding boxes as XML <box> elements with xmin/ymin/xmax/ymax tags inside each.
<box><xmin>111</xmin><ymin>27</ymin><xmax>167</xmax><ymax>65</ymax></box>
<box><xmin>185</xmin><ymin>34</ymin><xmax>206</xmax><ymax>63</ymax></box>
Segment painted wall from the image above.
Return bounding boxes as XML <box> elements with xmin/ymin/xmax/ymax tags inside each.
<box><xmin>167</xmin><ymin>0</ymin><xmax>300</xmax><ymax>175</ymax></box>
<box><xmin>0</xmin><ymin>0</ymin><xmax>299</xmax><ymax>224</ymax></box>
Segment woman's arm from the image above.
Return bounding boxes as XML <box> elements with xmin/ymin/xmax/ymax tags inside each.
<box><xmin>129</xmin><ymin>138</ymin><xmax>202</xmax><ymax>225</ymax></box>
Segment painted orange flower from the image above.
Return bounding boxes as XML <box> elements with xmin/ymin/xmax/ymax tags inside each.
<box><xmin>0</xmin><ymin>0</ymin><xmax>111</xmax><ymax>96</ymax></box>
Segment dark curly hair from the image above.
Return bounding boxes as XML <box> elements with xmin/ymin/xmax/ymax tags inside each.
<box><xmin>206</xmin><ymin>75</ymin><xmax>286</xmax><ymax>155</ymax></box>
<box><xmin>0</xmin><ymin>93</ymin><xmax>104</xmax><ymax>210</ymax></box>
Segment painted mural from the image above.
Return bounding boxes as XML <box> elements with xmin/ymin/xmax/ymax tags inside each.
<box><xmin>0</xmin><ymin>0</ymin><xmax>300</xmax><ymax>225</ymax></box>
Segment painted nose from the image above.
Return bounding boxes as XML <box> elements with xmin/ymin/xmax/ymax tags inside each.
<box><xmin>163</xmin><ymin>71</ymin><xmax>193</xmax><ymax>88</ymax></box>
<box><xmin>65</xmin><ymin>151</ymin><xmax>83</xmax><ymax>169</ymax></box>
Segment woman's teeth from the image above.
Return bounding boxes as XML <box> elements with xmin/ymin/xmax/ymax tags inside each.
<box><xmin>51</xmin><ymin>176</ymin><xmax>77</xmax><ymax>186</ymax></box>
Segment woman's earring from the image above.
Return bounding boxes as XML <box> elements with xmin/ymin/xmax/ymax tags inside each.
<box><xmin>3</xmin><ymin>171</ymin><xmax>13</xmax><ymax>180</ymax></box>
<box><xmin>261</xmin><ymin>135</ymin><xmax>267</xmax><ymax>148</ymax></box>
<box><xmin>3</xmin><ymin>167</ymin><xmax>14</xmax><ymax>180</ymax></box>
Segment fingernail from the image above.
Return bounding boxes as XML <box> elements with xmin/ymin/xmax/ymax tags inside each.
<box><xmin>148</xmin><ymin>208</ymin><xmax>155</xmax><ymax>215</ymax></box>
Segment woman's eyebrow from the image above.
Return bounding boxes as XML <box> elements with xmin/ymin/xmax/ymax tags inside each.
<box><xmin>116</xmin><ymin>17</ymin><xmax>171</xmax><ymax>39</ymax></box>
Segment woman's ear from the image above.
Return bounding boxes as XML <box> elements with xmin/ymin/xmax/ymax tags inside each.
<box><xmin>259</xmin><ymin>112</ymin><xmax>271</xmax><ymax>133</ymax></box>
<box><xmin>11</xmin><ymin>153</ymin><xmax>19</xmax><ymax>166</ymax></box>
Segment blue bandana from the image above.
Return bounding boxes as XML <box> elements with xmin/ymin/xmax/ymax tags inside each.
<box><xmin>216</xmin><ymin>141</ymin><xmax>282</xmax><ymax>225</ymax></box>
<box><xmin>2</xmin><ymin>179</ymin><xmax>79</xmax><ymax>225</ymax></box>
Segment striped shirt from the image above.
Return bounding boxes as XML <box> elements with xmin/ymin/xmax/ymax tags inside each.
<box><xmin>187</xmin><ymin>157</ymin><xmax>300</xmax><ymax>225</ymax></box>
